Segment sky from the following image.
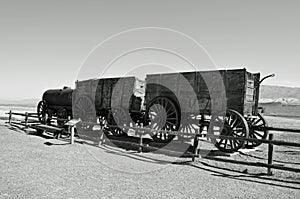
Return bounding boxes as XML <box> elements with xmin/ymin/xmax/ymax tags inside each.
<box><xmin>0</xmin><ymin>0</ymin><xmax>299</xmax><ymax>100</ymax></box>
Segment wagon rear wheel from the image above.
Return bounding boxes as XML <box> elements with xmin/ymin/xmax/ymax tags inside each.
<box><xmin>179</xmin><ymin>113</ymin><xmax>200</xmax><ymax>140</ymax></box>
<box><xmin>146</xmin><ymin>97</ymin><xmax>180</xmax><ymax>143</ymax></box>
<box><xmin>73</xmin><ymin>95</ymin><xmax>97</xmax><ymax>129</ymax></box>
<box><xmin>107</xmin><ymin>107</ymin><xmax>128</xmax><ymax>136</ymax></box>
<box><xmin>37</xmin><ymin>100</ymin><xmax>49</xmax><ymax>124</ymax></box>
<box><xmin>209</xmin><ymin>109</ymin><xmax>249</xmax><ymax>153</ymax></box>
<box><xmin>245</xmin><ymin>113</ymin><xmax>268</xmax><ymax>148</ymax></box>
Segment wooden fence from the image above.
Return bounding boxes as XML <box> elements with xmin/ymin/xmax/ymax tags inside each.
<box><xmin>6</xmin><ymin>111</ymin><xmax>300</xmax><ymax>176</ymax></box>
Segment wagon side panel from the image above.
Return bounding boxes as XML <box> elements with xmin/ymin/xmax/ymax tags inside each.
<box><xmin>119</xmin><ymin>77</ymin><xmax>138</xmax><ymax>111</ymax></box>
<box><xmin>100</xmin><ymin>78</ymin><xmax>120</xmax><ymax>110</ymax></box>
<box><xmin>177</xmin><ymin>72</ymin><xmax>198</xmax><ymax>114</ymax></box>
<box><xmin>225</xmin><ymin>69</ymin><xmax>246</xmax><ymax>114</ymax></box>
<box><xmin>73</xmin><ymin>79</ymin><xmax>98</xmax><ymax>117</ymax></box>
<box><xmin>95</xmin><ymin>77</ymin><xmax>143</xmax><ymax>114</ymax></box>
<box><xmin>145</xmin><ymin>74</ymin><xmax>179</xmax><ymax>106</ymax></box>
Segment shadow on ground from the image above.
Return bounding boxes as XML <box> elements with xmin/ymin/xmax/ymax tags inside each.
<box><xmin>3</xmin><ymin>123</ymin><xmax>300</xmax><ymax>190</ymax></box>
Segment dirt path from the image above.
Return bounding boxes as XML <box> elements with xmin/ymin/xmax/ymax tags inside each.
<box><xmin>0</xmin><ymin>121</ymin><xmax>299</xmax><ymax>198</ymax></box>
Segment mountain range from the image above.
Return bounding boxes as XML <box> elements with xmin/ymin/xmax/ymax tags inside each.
<box><xmin>259</xmin><ymin>85</ymin><xmax>300</xmax><ymax>105</ymax></box>
<box><xmin>0</xmin><ymin>98</ymin><xmax>40</xmax><ymax>107</ymax></box>
<box><xmin>0</xmin><ymin>85</ymin><xmax>299</xmax><ymax>107</ymax></box>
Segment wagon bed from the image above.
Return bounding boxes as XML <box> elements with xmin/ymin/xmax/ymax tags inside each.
<box><xmin>145</xmin><ymin>68</ymin><xmax>260</xmax><ymax>116</ymax></box>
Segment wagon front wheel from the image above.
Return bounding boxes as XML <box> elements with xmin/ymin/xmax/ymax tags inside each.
<box><xmin>245</xmin><ymin>113</ymin><xmax>268</xmax><ymax>148</ymax></box>
<box><xmin>209</xmin><ymin>109</ymin><xmax>249</xmax><ymax>153</ymax></box>
<box><xmin>146</xmin><ymin>97</ymin><xmax>180</xmax><ymax>143</ymax></box>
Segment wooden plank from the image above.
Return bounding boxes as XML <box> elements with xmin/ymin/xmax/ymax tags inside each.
<box><xmin>208</xmin><ymin>134</ymin><xmax>300</xmax><ymax>147</ymax></box>
<box><xmin>253</xmin><ymin>73</ymin><xmax>261</xmax><ymax>115</ymax></box>
<box><xmin>30</xmin><ymin>124</ymin><xmax>64</xmax><ymax>133</ymax></box>
<box><xmin>255</xmin><ymin>126</ymin><xmax>300</xmax><ymax>134</ymax></box>
<box><xmin>204</xmin><ymin>156</ymin><xmax>300</xmax><ymax>173</ymax></box>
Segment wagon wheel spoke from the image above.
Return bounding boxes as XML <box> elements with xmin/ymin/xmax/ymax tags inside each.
<box><xmin>252</xmin><ymin>117</ymin><xmax>263</xmax><ymax>126</ymax></box>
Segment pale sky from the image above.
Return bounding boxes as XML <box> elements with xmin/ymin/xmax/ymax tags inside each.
<box><xmin>0</xmin><ymin>0</ymin><xmax>299</xmax><ymax>100</ymax></box>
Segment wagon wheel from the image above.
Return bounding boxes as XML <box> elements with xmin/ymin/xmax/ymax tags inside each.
<box><xmin>57</xmin><ymin>108</ymin><xmax>68</xmax><ymax>127</ymax></box>
<box><xmin>146</xmin><ymin>97</ymin><xmax>180</xmax><ymax>143</ymax></box>
<box><xmin>209</xmin><ymin>109</ymin><xmax>249</xmax><ymax>153</ymax></box>
<box><xmin>245</xmin><ymin>113</ymin><xmax>268</xmax><ymax>148</ymax></box>
<box><xmin>179</xmin><ymin>113</ymin><xmax>200</xmax><ymax>140</ymax></box>
<box><xmin>37</xmin><ymin>100</ymin><xmax>49</xmax><ymax>124</ymax></box>
<box><xmin>107</xmin><ymin>107</ymin><xmax>128</xmax><ymax>136</ymax></box>
<box><xmin>73</xmin><ymin>95</ymin><xmax>97</xmax><ymax>129</ymax></box>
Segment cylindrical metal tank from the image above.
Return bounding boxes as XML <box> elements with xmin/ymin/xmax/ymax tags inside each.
<box><xmin>42</xmin><ymin>88</ymin><xmax>73</xmax><ymax>107</ymax></box>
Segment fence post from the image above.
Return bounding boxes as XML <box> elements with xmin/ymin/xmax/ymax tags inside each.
<box><xmin>268</xmin><ymin>133</ymin><xmax>274</xmax><ymax>175</ymax></box>
<box><xmin>138</xmin><ymin>123</ymin><xmax>143</xmax><ymax>153</ymax></box>
<box><xmin>8</xmin><ymin>110</ymin><xmax>12</xmax><ymax>124</ymax></box>
<box><xmin>70</xmin><ymin>126</ymin><xmax>75</xmax><ymax>144</ymax></box>
<box><xmin>192</xmin><ymin>135</ymin><xmax>199</xmax><ymax>162</ymax></box>
<box><xmin>98</xmin><ymin>124</ymin><xmax>105</xmax><ymax>146</ymax></box>
<box><xmin>24</xmin><ymin>112</ymin><xmax>29</xmax><ymax>128</ymax></box>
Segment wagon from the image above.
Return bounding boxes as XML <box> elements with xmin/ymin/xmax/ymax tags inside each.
<box><xmin>37</xmin><ymin>68</ymin><xmax>273</xmax><ymax>153</ymax></box>
<box><xmin>37</xmin><ymin>87</ymin><xmax>73</xmax><ymax>126</ymax></box>
<box><xmin>72</xmin><ymin>76</ymin><xmax>144</xmax><ymax>135</ymax></box>
<box><xmin>144</xmin><ymin>69</ymin><xmax>271</xmax><ymax>152</ymax></box>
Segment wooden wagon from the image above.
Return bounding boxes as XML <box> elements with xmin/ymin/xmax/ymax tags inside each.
<box><xmin>72</xmin><ymin>76</ymin><xmax>144</xmax><ymax>135</ymax></box>
<box><xmin>37</xmin><ymin>68</ymin><xmax>272</xmax><ymax>153</ymax></box>
<box><xmin>144</xmin><ymin>69</ymin><xmax>269</xmax><ymax>152</ymax></box>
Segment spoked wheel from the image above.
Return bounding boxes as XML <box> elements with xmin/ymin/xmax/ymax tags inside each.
<box><xmin>245</xmin><ymin>113</ymin><xmax>268</xmax><ymax>148</ymax></box>
<box><xmin>209</xmin><ymin>109</ymin><xmax>249</xmax><ymax>153</ymax></box>
<box><xmin>37</xmin><ymin>100</ymin><xmax>49</xmax><ymax>124</ymax></box>
<box><xmin>73</xmin><ymin>95</ymin><xmax>97</xmax><ymax>129</ymax></box>
<box><xmin>179</xmin><ymin>113</ymin><xmax>200</xmax><ymax>139</ymax></box>
<box><xmin>146</xmin><ymin>97</ymin><xmax>180</xmax><ymax>143</ymax></box>
<box><xmin>107</xmin><ymin>107</ymin><xmax>128</xmax><ymax>136</ymax></box>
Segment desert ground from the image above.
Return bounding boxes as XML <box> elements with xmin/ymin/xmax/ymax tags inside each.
<box><xmin>0</xmin><ymin>114</ymin><xmax>299</xmax><ymax>198</ymax></box>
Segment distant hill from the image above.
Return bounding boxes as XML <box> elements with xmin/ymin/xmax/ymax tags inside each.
<box><xmin>0</xmin><ymin>98</ymin><xmax>39</xmax><ymax>107</ymax></box>
<box><xmin>260</xmin><ymin>85</ymin><xmax>300</xmax><ymax>100</ymax></box>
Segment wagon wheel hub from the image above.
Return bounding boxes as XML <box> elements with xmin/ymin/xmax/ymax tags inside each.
<box><xmin>221</xmin><ymin>125</ymin><xmax>232</xmax><ymax>136</ymax></box>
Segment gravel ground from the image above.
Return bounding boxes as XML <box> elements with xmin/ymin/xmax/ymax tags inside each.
<box><xmin>0</xmin><ymin>119</ymin><xmax>299</xmax><ymax>199</ymax></box>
